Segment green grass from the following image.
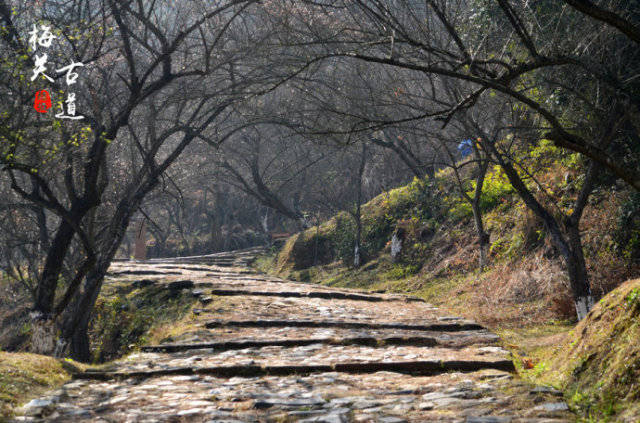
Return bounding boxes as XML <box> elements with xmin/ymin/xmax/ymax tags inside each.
<box><xmin>0</xmin><ymin>352</ymin><xmax>84</xmax><ymax>420</ymax></box>
<box><xmin>90</xmin><ymin>281</ymin><xmax>198</xmax><ymax>362</ymax></box>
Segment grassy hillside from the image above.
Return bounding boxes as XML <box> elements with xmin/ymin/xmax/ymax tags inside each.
<box><xmin>256</xmin><ymin>144</ymin><xmax>640</xmax><ymax>420</ymax></box>
<box><xmin>538</xmin><ymin>278</ymin><xmax>640</xmax><ymax>421</ymax></box>
<box><xmin>269</xmin><ymin>153</ymin><xmax>639</xmax><ymax>324</ymax></box>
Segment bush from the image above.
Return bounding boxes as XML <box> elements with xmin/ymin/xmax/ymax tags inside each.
<box><xmin>615</xmin><ymin>192</ymin><xmax>640</xmax><ymax>263</ymax></box>
<box><xmin>384</xmin><ymin>263</ymin><xmax>422</xmax><ymax>280</ymax></box>
<box><xmin>446</xmin><ymin>166</ymin><xmax>514</xmax><ymax>220</ymax></box>
<box><xmin>331</xmin><ymin>213</ymin><xmax>357</xmax><ymax>262</ymax></box>
<box><xmin>476</xmin><ymin>166</ymin><xmax>514</xmax><ymax>212</ymax></box>
<box><xmin>90</xmin><ymin>286</ymin><xmax>195</xmax><ymax>363</ymax></box>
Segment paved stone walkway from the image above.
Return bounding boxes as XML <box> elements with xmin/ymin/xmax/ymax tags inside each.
<box><xmin>15</xmin><ymin>248</ymin><xmax>574</xmax><ymax>422</ymax></box>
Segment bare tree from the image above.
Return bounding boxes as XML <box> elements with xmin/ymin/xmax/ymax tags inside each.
<box><xmin>0</xmin><ymin>0</ymin><xmax>287</xmax><ymax>358</ymax></box>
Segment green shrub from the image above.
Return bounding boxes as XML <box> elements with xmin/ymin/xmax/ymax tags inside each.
<box><xmin>446</xmin><ymin>166</ymin><xmax>514</xmax><ymax>219</ymax></box>
<box><xmin>90</xmin><ymin>286</ymin><xmax>195</xmax><ymax>363</ymax></box>
<box><xmin>475</xmin><ymin>166</ymin><xmax>514</xmax><ymax>212</ymax></box>
<box><xmin>615</xmin><ymin>193</ymin><xmax>640</xmax><ymax>263</ymax></box>
<box><xmin>384</xmin><ymin>263</ymin><xmax>422</xmax><ymax>280</ymax></box>
<box><xmin>330</xmin><ymin>213</ymin><xmax>357</xmax><ymax>262</ymax></box>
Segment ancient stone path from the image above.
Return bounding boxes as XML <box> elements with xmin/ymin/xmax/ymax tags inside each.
<box><xmin>15</xmin><ymin>248</ymin><xmax>574</xmax><ymax>422</ymax></box>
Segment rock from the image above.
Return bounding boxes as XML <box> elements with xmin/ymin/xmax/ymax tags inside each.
<box><xmin>477</xmin><ymin>346</ymin><xmax>509</xmax><ymax>355</ymax></box>
<box><xmin>57</xmin><ymin>405</ymin><xmax>91</xmax><ymax>417</ymax></box>
<box><xmin>418</xmin><ymin>402</ymin><xmax>434</xmax><ymax>410</ymax></box>
<box><xmin>327</xmin><ymin>397</ymin><xmax>357</xmax><ymax>407</ymax></box>
<box><xmin>254</xmin><ymin>397</ymin><xmax>325</xmax><ymax>409</ymax></box>
<box><xmin>389</xmin><ymin>403</ymin><xmax>413</xmax><ymax>413</ymax></box>
<box><xmin>170</xmin><ymin>375</ymin><xmax>201</xmax><ymax>382</ymax></box>
<box><xmin>419</xmin><ymin>383</ymin><xmax>445</xmax><ymax>393</ymax></box>
<box><xmin>378</xmin><ymin>417</ymin><xmax>408</xmax><ymax>423</ymax></box>
<box><xmin>438</xmin><ymin>316</ymin><xmax>463</xmax><ymax>321</ymax></box>
<box><xmin>390</xmin><ymin>231</ymin><xmax>403</xmax><ymax>263</ymax></box>
<box><xmin>289</xmin><ymin>410</ymin><xmax>334</xmax><ymax>418</ymax></box>
<box><xmin>383</xmin><ymin>389</ymin><xmax>415</xmax><ymax>395</ymax></box>
<box><xmin>422</xmin><ymin>391</ymin><xmax>466</xmax><ymax>401</ymax></box>
<box><xmin>432</xmin><ymin>396</ymin><xmax>463</xmax><ymax>408</ymax></box>
<box><xmin>18</xmin><ymin>398</ymin><xmax>56</xmax><ymax>416</ymax></box>
<box><xmin>352</xmin><ymin>399</ymin><xmax>382</xmax><ymax>409</ymax></box>
<box><xmin>19</xmin><ymin>258</ymin><xmax>576</xmax><ymax>423</ymax></box>
<box><xmin>479</xmin><ymin>372</ymin><xmax>513</xmax><ymax>381</ymax></box>
<box><xmin>476</xmin><ymin>383</ymin><xmax>494</xmax><ymax>391</ymax></box>
<box><xmin>177</xmin><ymin>408</ymin><xmax>205</xmax><ymax>416</ymax></box>
<box><xmin>298</xmin><ymin>412</ymin><xmax>349</xmax><ymax>423</ymax></box>
<box><xmin>466</xmin><ymin>417</ymin><xmax>513</xmax><ymax>423</ymax></box>
<box><xmin>23</xmin><ymin>398</ymin><xmax>54</xmax><ymax>408</ymax></box>
<box><xmin>534</xmin><ymin>402</ymin><xmax>570</xmax><ymax>412</ymax></box>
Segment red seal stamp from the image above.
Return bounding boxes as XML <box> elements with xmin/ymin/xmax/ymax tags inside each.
<box><xmin>34</xmin><ymin>90</ymin><xmax>52</xmax><ymax>113</ymax></box>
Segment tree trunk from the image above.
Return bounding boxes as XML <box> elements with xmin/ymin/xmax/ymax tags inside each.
<box><xmin>69</xmin><ymin>315</ymin><xmax>90</xmax><ymax>362</ymax></box>
<box><xmin>30</xmin><ymin>220</ymin><xmax>76</xmax><ymax>355</ymax></box>
<box><xmin>482</xmin><ymin>139</ymin><xmax>594</xmax><ymax>319</ymax></box>
<box><xmin>34</xmin><ymin>221</ymin><xmax>75</xmax><ymax>315</ymax></box>
<box><xmin>57</xmin><ymin>265</ymin><xmax>107</xmax><ymax>361</ymax></box>
<box><xmin>353</xmin><ymin>144</ymin><xmax>366</xmax><ymax>268</ymax></box>
<box><xmin>134</xmin><ymin>219</ymin><xmax>147</xmax><ymax>260</ymax></box>
<box><xmin>354</xmin><ymin>201</ymin><xmax>362</xmax><ymax>268</ymax></box>
<box><xmin>471</xmin><ymin>203</ymin><xmax>490</xmax><ymax>269</ymax></box>
<box><xmin>29</xmin><ymin>315</ymin><xmax>57</xmax><ymax>355</ymax></box>
<box><xmin>471</xmin><ymin>148</ymin><xmax>490</xmax><ymax>270</ymax></box>
<box><xmin>565</xmin><ymin>222</ymin><xmax>594</xmax><ymax>320</ymax></box>
<box><xmin>57</xmin><ymin>205</ymin><xmax>134</xmax><ymax>360</ymax></box>
<box><xmin>390</xmin><ymin>230</ymin><xmax>403</xmax><ymax>263</ymax></box>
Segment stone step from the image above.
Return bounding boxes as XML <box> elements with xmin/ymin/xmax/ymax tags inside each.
<box><xmin>204</xmin><ymin>289</ymin><xmax>422</xmax><ymax>302</ymax></box>
<box><xmin>107</xmin><ymin>269</ymin><xmax>182</xmax><ymax>276</ymax></box>
<box><xmin>204</xmin><ymin>319</ymin><xmax>484</xmax><ymax>332</ymax></box>
<box><xmin>155</xmin><ymin>265</ymin><xmax>217</xmax><ymax>272</ymax></box>
<box><xmin>76</xmin><ymin>359</ymin><xmax>515</xmax><ymax>381</ymax></box>
<box><xmin>141</xmin><ymin>332</ymin><xmax>501</xmax><ymax>353</ymax></box>
<box><xmin>141</xmin><ymin>335</ymin><xmax>441</xmax><ymax>352</ymax></box>
<box><xmin>120</xmin><ymin>343</ymin><xmax>510</xmax><ymax>373</ymax></box>
<box><xmin>168</xmin><ymin>325</ymin><xmax>501</xmax><ymax>347</ymax></box>
<box><xmin>143</xmin><ymin>247</ymin><xmax>265</xmax><ymax>263</ymax></box>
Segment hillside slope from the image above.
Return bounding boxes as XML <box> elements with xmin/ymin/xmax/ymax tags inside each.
<box><xmin>271</xmin><ymin>158</ymin><xmax>639</xmax><ymax>325</ymax></box>
<box><xmin>258</xmin><ymin>153</ymin><xmax>640</xmax><ymax>420</ymax></box>
<box><xmin>546</xmin><ymin>278</ymin><xmax>640</xmax><ymax>421</ymax></box>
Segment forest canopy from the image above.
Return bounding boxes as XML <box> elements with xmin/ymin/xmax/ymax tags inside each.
<box><xmin>0</xmin><ymin>0</ymin><xmax>639</xmax><ymax>360</ymax></box>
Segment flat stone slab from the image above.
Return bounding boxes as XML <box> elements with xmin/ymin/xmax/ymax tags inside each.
<box><xmin>206</xmin><ymin>288</ymin><xmax>419</xmax><ymax>302</ymax></box>
<box><xmin>204</xmin><ymin>318</ymin><xmax>484</xmax><ymax>332</ymax></box>
<box><xmin>18</xmin><ymin>370</ymin><xmax>571</xmax><ymax>422</ymax></box>
<box><xmin>76</xmin><ymin>359</ymin><xmax>515</xmax><ymax>380</ymax></box>
<box><xmin>141</xmin><ymin>335</ymin><xmax>442</xmax><ymax>352</ymax></box>
<box><xmin>105</xmin><ymin>343</ymin><xmax>512</xmax><ymax>374</ymax></box>
<box><xmin>164</xmin><ymin>326</ymin><xmax>501</xmax><ymax>348</ymax></box>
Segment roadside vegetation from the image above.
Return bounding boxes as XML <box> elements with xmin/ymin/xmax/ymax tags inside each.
<box><xmin>0</xmin><ymin>280</ymin><xmax>197</xmax><ymax>419</ymax></box>
<box><xmin>0</xmin><ymin>352</ymin><xmax>83</xmax><ymax>421</ymax></box>
<box><xmin>256</xmin><ymin>143</ymin><xmax>640</xmax><ymax>421</ymax></box>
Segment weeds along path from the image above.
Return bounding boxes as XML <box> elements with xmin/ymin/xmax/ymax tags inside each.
<box><xmin>15</xmin><ymin>248</ymin><xmax>574</xmax><ymax>422</ymax></box>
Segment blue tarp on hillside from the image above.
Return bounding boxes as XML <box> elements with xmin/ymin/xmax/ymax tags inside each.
<box><xmin>458</xmin><ymin>139</ymin><xmax>473</xmax><ymax>158</ymax></box>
